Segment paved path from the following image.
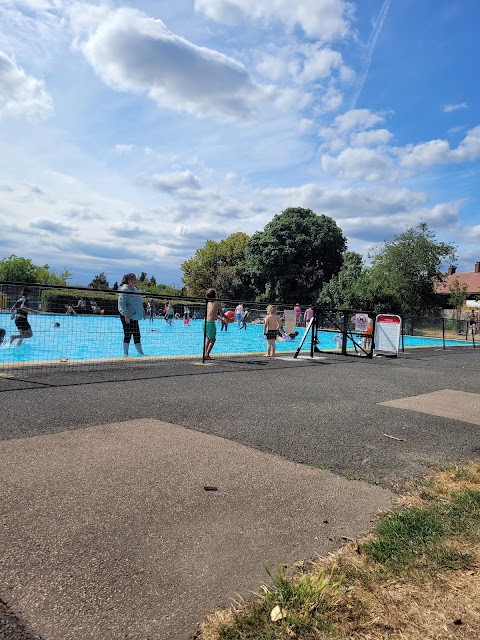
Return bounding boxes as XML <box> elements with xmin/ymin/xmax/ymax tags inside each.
<box><xmin>0</xmin><ymin>347</ymin><xmax>479</xmax><ymax>639</ymax></box>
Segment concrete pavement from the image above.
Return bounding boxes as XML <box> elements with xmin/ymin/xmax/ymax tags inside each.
<box><xmin>1</xmin><ymin>347</ymin><xmax>479</xmax><ymax>638</ymax></box>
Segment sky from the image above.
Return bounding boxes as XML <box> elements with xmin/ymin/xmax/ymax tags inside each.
<box><xmin>1</xmin><ymin>0</ymin><xmax>480</xmax><ymax>287</ymax></box>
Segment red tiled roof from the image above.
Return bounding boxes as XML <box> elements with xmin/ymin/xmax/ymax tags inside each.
<box><xmin>436</xmin><ymin>271</ymin><xmax>480</xmax><ymax>295</ymax></box>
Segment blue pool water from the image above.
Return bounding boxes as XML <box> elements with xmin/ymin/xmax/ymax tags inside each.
<box><xmin>0</xmin><ymin>312</ymin><xmax>472</xmax><ymax>365</ymax></box>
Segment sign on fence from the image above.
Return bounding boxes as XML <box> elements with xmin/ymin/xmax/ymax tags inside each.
<box><xmin>284</xmin><ymin>309</ymin><xmax>297</xmax><ymax>334</ymax></box>
<box><xmin>374</xmin><ymin>314</ymin><xmax>402</xmax><ymax>356</ymax></box>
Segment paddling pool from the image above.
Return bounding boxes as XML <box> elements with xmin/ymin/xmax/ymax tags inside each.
<box><xmin>0</xmin><ymin>312</ymin><xmax>472</xmax><ymax>366</ymax></box>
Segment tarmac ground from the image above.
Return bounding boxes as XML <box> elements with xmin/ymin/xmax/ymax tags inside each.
<box><xmin>0</xmin><ymin>346</ymin><xmax>479</xmax><ymax>639</ymax></box>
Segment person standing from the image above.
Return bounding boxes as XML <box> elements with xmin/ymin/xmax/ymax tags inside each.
<box><xmin>204</xmin><ymin>289</ymin><xmax>225</xmax><ymax>360</ymax></box>
<box><xmin>304</xmin><ymin>305</ymin><xmax>314</xmax><ymax>325</ymax></box>
<box><xmin>164</xmin><ymin>302</ymin><xmax>174</xmax><ymax>325</ymax></box>
<box><xmin>235</xmin><ymin>303</ymin><xmax>244</xmax><ymax>328</ymax></box>
<box><xmin>240</xmin><ymin>307</ymin><xmax>249</xmax><ymax>329</ymax></box>
<box><xmin>9</xmin><ymin>287</ymin><xmax>39</xmax><ymax>346</ymax></box>
<box><xmin>148</xmin><ymin>299</ymin><xmax>155</xmax><ymax>322</ymax></box>
<box><xmin>468</xmin><ymin>310</ymin><xmax>477</xmax><ymax>335</ymax></box>
<box><xmin>294</xmin><ymin>303</ymin><xmax>302</xmax><ymax>326</ymax></box>
<box><xmin>263</xmin><ymin>304</ymin><xmax>281</xmax><ymax>357</ymax></box>
<box><xmin>219</xmin><ymin>306</ymin><xmax>229</xmax><ymax>331</ymax></box>
<box><xmin>118</xmin><ymin>273</ymin><xmax>145</xmax><ymax>356</ymax></box>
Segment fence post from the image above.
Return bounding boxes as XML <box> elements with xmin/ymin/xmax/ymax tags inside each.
<box><xmin>202</xmin><ymin>298</ymin><xmax>208</xmax><ymax>362</ymax></box>
<box><xmin>442</xmin><ymin>317</ymin><xmax>446</xmax><ymax>350</ymax></box>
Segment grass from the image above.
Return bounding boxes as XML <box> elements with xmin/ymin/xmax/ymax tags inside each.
<box><xmin>196</xmin><ymin>463</ymin><xmax>480</xmax><ymax>640</ymax></box>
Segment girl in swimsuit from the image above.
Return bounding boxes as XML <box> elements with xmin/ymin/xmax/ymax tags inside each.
<box><xmin>9</xmin><ymin>287</ymin><xmax>39</xmax><ymax>346</ymax></box>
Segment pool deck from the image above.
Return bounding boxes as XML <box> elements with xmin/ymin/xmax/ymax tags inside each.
<box><xmin>0</xmin><ymin>346</ymin><xmax>479</xmax><ymax>639</ymax></box>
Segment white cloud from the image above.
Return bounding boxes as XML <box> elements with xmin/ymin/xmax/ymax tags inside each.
<box><xmin>350</xmin><ymin>128</ymin><xmax>393</xmax><ymax>147</ymax></box>
<box><xmin>299</xmin><ymin>47</ymin><xmax>344</xmax><ymax>82</ymax></box>
<box><xmin>444</xmin><ymin>102</ymin><xmax>468</xmax><ymax>113</ymax></box>
<box><xmin>69</xmin><ymin>6</ymin><xmax>265</xmax><ymax>121</ymax></box>
<box><xmin>115</xmin><ymin>144</ymin><xmax>134</xmax><ymax>154</ymax></box>
<box><xmin>315</xmin><ymin>84</ymin><xmax>343</xmax><ymax>114</ymax></box>
<box><xmin>194</xmin><ymin>0</ymin><xmax>354</xmax><ymax>42</ymax></box>
<box><xmin>138</xmin><ymin>171</ymin><xmax>203</xmax><ymax>196</ymax></box>
<box><xmin>321</xmin><ymin>147</ymin><xmax>393</xmax><ymax>181</ymax></box>
<box><xmin>0</xmin><ymin>50</ymin><xmax>53</xmax><ymax>119</ymax></box>
<box><xmin>398</xmin><ymin>126</ymin><xmax>480</xmax><ymax>167</ymax></box>
<box><xmin>330</xmin><ymin>108</ymin><xmax>385</xmax><ymax>135</ymax></box>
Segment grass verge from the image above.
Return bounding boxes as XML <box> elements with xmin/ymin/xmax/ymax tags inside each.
<box><xmin>195</xmin><ymin>463</ymin><xmax>480</xmax><ymax>640</ymax></box>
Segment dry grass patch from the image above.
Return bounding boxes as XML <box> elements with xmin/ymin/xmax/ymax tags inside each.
<box><xmin>195</xmin><ymin>464</ymin><xmax>480</xmax><ymax>640</ymax></box>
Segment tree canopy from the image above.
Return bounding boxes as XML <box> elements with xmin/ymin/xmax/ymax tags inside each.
<box><xmin>0</xmin><ymin>254</ymin><xmax>72</xmax><ymax>285</ymax></box>
<box><xmin>357</xmin><ymin>223</ymin><xmax>456</xmax><ymax>315</ymax></box>
<box><xmin>181</xmin><ymin>232</ymin><xmax>250</xmax><ymax>297</ymax></box>
<box><xmin>242</xmin><ymin>208</ymin><xmax>346</xmax><ymax>302</ymax></box>
<box><xmin>317</xmin><ymin>251</ymin><xmax>365</xmax><ymax>309</ymax></box>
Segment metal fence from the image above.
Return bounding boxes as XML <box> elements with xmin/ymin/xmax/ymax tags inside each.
<box><xmin>1</xmin><ymin>281</ymin><xmax>477</xmax><ymax>376</ymax></box>
<box><xmin>0</xmin><ymin>282</ymin><xmax>315</xmax><ymax>375</ymax></box>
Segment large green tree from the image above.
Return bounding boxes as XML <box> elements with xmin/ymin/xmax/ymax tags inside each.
<box><xmin>181</xmin><ymin>232</ymin><xmax>249</xmax><ymax>297</ymax></box>
<box><xmin>317</xmin><ymin>251</ymin><xmax>365</xmax><ymax>309</ymax></box>
<box><xmin>0</xmin><ymin>254</ymin><xmax>71</xmax><ymax>285</ymax></box>
<box><xmin>242</xmin><ymin>208</ymin><xmax>346</xmax><ymax>302</ymax></box>
<box><xmin>358</xmin><ymin>223</ymin><xmax>456</xmax><ymax>315</ymax></box>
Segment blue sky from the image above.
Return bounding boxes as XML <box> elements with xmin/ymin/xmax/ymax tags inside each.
<box><xmin>1</xmin><ymin>0</ymin><xmax>480</xmax><ymax>287</ymax></box>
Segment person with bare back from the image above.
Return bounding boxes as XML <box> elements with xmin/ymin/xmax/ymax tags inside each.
<box><xmin>263</xmin><ymin>304</ymin><xmax>281</xmax><ymax>357</ymax></box>
<box><xmin>204</xmin><ymin>288</ymin><xmax>224</xmax><ymax>360</ymax></box>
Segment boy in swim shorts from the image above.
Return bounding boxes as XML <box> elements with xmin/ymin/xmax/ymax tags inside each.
<box><xmin>204</xmin><ymin>288</ymin><xmax>225</xmax><ymax>360</ymax></box>
<box><xmin>263</xmin><ymin>304</ymin><xmax>281</xmax><ymax>357</ymax></box>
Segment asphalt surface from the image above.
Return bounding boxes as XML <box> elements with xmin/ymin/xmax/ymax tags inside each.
<box><xmin>1</xmin><ymin>346</ymin><xmax>479</xmax><ymax>639</ymax></box>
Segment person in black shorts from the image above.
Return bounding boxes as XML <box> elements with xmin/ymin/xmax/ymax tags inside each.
<box><xmin>468</xmin><ymin>310</ymin><xmax>477</xmax><ymax>335</ymax></box>
<box><xmin>9</xmin><ymin>287</ymin><xmax>39</xmax><ymax>346</ymax></box>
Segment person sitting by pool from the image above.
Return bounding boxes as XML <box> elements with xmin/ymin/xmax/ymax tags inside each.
<box><xmin>65</xmin><ymin>304</ymin><xmax>77</xmax><ymax>315</ymax></box>
<box><xmin>74</xmin><ymin>298</ymin><xmax>86</xmax><ymax>312</ymax></box>
<box><xmin>90</xmin><ymin>300</ymin><xmax>100</xmax><ymax>314</ymax></box>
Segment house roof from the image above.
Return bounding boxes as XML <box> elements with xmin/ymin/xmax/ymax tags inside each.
<box><xmin>436</xmin><ymin>271</ymin><xmax>480</xmax><ymax>295</ymax></box>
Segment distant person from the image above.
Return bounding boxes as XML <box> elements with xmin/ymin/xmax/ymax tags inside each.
<box><xmin>118</xmin><ymin>273</ymin><xmax>145</xmax><ymax>356</ymax></box>
<box><xmin>304</xmin><ymin>305</ymin><xmax>314</xmax><ymax>324</ymax></box>
<box><xmin>164</xmin><ymin>302</ymin><xmax>174</xmax><ymax>325</ymax></box>
<box><xmin>0</xmin><ymin>328</ymin><xmax>5</xmax><ymax>345</ymax></box>
<box><xmin>74</xmin><ymin>298</ymin><xmax>86</xmax><ymax>312</ymax></box>
<box><xmin>468</xmin><ymin>310</ymin><xmax>477</xmax><ymax>335</ymax></box>
<box><xmin>90</xmin><ymin>300</ymin><xmax>100</xmax><ymax>314</ymax></box>
<box><xmin>9</xmin><ymin>287</ymin><xmax>40</xmax><ymax>346</ymax></box>
<box><xmin>148</xmin><ymin>299</ymin><xmax>155</xmax><ymax>322</ymax></box>
<box><xmin>294</xmin><ymin>303</ymin><xmax>302</xmax><ymax>326</ymax></box>
<box><xmin>65</xmin><ymin>304</ymin><xmax>77</xmax><ymax>315</ymax></box>
<box><xmin>183</xmin><ymin>306</ymin><xmax>190</xmax><ymax>326</ymax></box>
<box><xmin>264</xmin><ymin>304</ymin><xmax>281</xmax><ymax>357</ymax></box>
<box><xmin>220</xmin><ymin>306</ymin><xmax>229</xmax><ymax>331</ymax></box>
<box><xmin>235</xmin><ymin>303</ymin><xmax>244</xmax><ymax>328</ymax></box>
<box><xmin>240</xmin><ymin>307</ymin><xmax>249</xmax><ymax>329</ymax></box>
<box><xmin>204</xmin><ymin>288</ymin><xmax>225</xmax><ymax>360</ymax></box>
<box><xmin>54</xmin><ymin>322</ymin><xmax>61</xmax><ymax>328</ymax></box>
<box><xmin>363</xmin><ymin>316</ymin><xmax>374</xmax><ymax>350</ymax></box>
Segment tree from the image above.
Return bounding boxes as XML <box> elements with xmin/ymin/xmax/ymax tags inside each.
<box><xmin>317</xmin><ymin>252</ymin><xmax>365</xmax><ymax>309</ymax></box>
<box><xmin>89</xmin><ymin>272</ymin><xmax>110</xmax><ymax>289</ymax></box>
<box><xmin>363</xmin><ymin>223</ymin><xmax>456</xmax><ymax>315</ymax></box>
<box><xmin>242</xmin><ymin>208</ymin><xmax>346</xmax><ymax>302</ymax></box>
<box><xmin>181</xmin><ymin>232</ymin><xmax>250</xmax><ymax>296</ymax></box>
<box><xmin>448</xmin><ymin>279</ymin><xmax>469</xmax><ymax>321</ymax></box>
<box><xmin>0</xmin><ymin>254</ymin><xmax>71</xmax><ymax>285</ymax></box>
